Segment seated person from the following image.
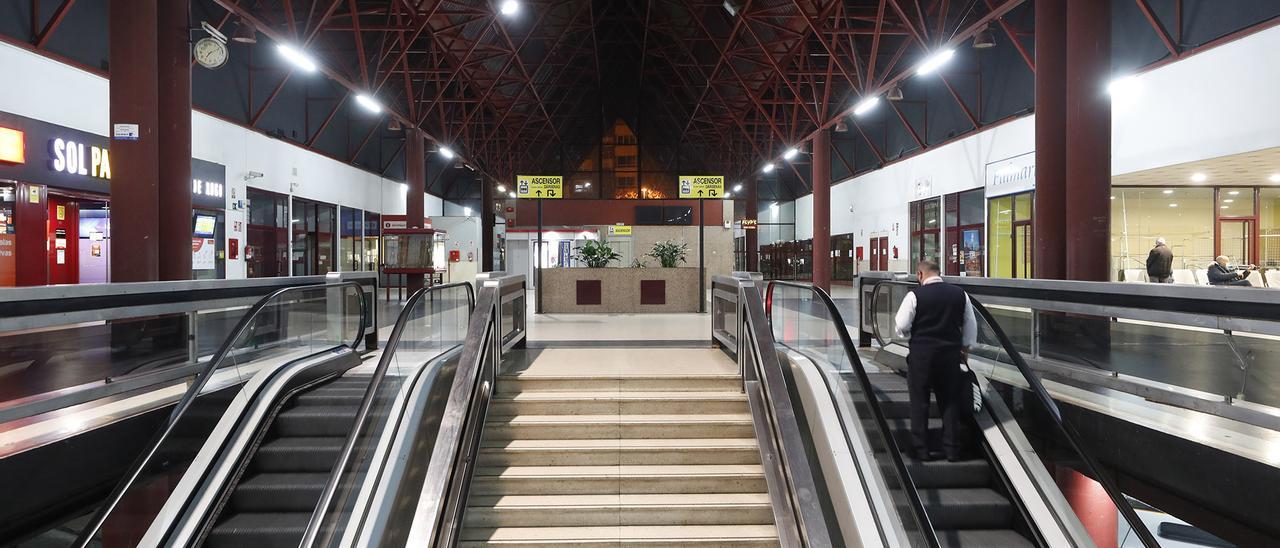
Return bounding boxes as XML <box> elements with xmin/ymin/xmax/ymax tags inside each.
<box><xmin>1207</xmin><ymin>255</ymin><xmax>1254</xmax><ymax>287</ymax></box>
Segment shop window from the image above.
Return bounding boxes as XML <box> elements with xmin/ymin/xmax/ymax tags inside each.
<box><xmin>1110</xmin><ymin>187</ymin><xmax>1214</xmax><ymax>277</ymax></box>
<box><xmin>944</xmin><ymin>188</ymin><xmax>985</xmax><ymax>276</ymax></box>
<box><xmin>909</xmin><ymin>198</ymin><xmax>941</xmax><ymax>269</ymax></box>
<box><xmin>246</xmin><ymin>188</ymin><xmax>289</xmax><ymax>278</ymax></box>
<box><xmin>0</xmin><ymin>183</ymin><xmax>14</xmax><ymax>287</ymax></box>
<box><xmin>1260</xmin><ymin>189</ymin><xmax>1280</xmax><ymax>268</ymax></box>
<box><xmin>988</xmin><ymin>191</ymin><xmax>1033</xmax><ymax>278</ymax></box>
<box><xmin>364</xmin><ymin>213</ymin><xmax>381</xmax><ymax>271</ymax></box>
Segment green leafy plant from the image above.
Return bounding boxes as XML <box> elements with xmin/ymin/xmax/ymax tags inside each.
<box><xmin>573</xmin><ymin>240</ymin><xmax>622</xmax><ymax>268</ymax></box>
<box><xmin>647</xmin><ymin>239</ymin><xmax>689</xmax><ymax>268</ymax></box>
<box><xmin>630</xmin><ymin>258</ymin><xmax>648</xmax><ymax>268</ymax></box>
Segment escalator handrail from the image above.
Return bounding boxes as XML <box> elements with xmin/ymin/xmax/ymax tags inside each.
<box><xmin>870</xmin><ymin>279</ymin><xmax>1161</xmax><ymax>548</ymax></box>
<box><xmin>74</xmin><ymin>280</ymin><xmax>368</xmax><ymax>548</ymax></box>
<box><xmin>765</xmin><ymin>280</ymin><xmax>940</xmax><ymax>548</ymax></box>
<box><xmin>302</xmin><ymin>281</ymin><xmax>475</xmax><ymax>548</ymax></box>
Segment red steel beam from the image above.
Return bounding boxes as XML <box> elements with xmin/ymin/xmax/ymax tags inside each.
<box><xmin>34</xmin><ymin>0</ymin><xmax>77</xmax><ymax>49</ymax></box>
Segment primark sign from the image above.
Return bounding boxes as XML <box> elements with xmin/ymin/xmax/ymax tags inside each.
<box><xmin>984</xmin><ymin>151</ymin><xmax>1035</xmax><ymax>198</ymax></box>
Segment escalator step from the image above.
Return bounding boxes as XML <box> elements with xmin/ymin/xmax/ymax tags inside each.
<box><xmin>292</xmin><ymin>388</ymin><xmax>366</xmax><ymax>406</ymax></box>
<box><xmin>900</xmin><ymin>459</ymin><xmax>991</xmax><ymax>489</ymax></box>
<box><xmin>936</xmin><ymin>529</ymin><xmax>1035</xmax><ymax>548</ymax></box>
<box><xmin>856</xmin><ymin>390</ymin><xmax>936</xmax><ymax>419</ymax></box>
<box><xmin>918</xmin><ymin>488</ymin><xmax>1014</xmax><ymax>530</ymax></box>
<box><xmin>228</xmin><ymin>473</ymin><xmax>328</xmax><ymax>513</ymax></box>
<box><xmin>271</xmin><ymin>406</ymin><xmax>359</xmax><ymax>437</ymax></box>
<box><xmin>252</xmin><ymin>437</ymin><xmax>345</xmax><ymax>473</ymax></box>
<box><xmin>205</xmin><ymin>512</ymin><xmax>311</xmax><ymax>548</ymax></box>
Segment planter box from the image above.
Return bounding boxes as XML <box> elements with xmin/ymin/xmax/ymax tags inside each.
<box><xmin>541</xmin><ymin>267</ymin><xmax>700</xmax><ymax>313</ymax></box>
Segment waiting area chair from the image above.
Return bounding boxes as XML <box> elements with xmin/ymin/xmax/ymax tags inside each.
<box><xmin>1122</xmin><ymin>269</ymin><xmax>1148</xmax><ymax>283</ymax></box>
<box><xmin>1245</xmin><ymin>270</ymin><xmax>1267</xmax><ymax>288</ymax></box>
<box><xmin>1267</xmin><ymin>270</ymin><xmax>1280</xmax><ymax>288</ymax></box>
<box><xmin>1171</xmin><ymin>269</ymin><xmax>1197</xmax><ymax>284</ymax></box>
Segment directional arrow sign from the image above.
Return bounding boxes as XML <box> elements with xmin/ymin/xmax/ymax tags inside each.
<box><xmin>517</xmin><ymin>175</ymin><xmax>563</xmax><ymax>199</ymax></box>
<box><xmin>678</xmin><ymin>175</ymin><xmax>724</xmax><ymax>199</ymax></box>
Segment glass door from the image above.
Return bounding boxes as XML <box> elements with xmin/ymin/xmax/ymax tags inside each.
<box><xmin>1218</xmin><ymin>220</ymin><xmax>1254</xmax><ymax>267</ymax></box>
<box><xmin>1014</xmin><ymin>222</ymin><xmax>1033</xmax><ymax>278</ymax></box>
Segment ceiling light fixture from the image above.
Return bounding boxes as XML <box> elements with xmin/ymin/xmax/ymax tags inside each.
<box><xmin>972</xmin><ymin>25</ymin><xmax>996</xmax><ymax>49</ymax></box>
<box><xmin>916</xmin><ymin>48</ymin><xmax>955</xmax><ymax>76</ymax></box>
<box><xmin>733</xmin><ymin>183</ymin><xmax>743</xmax><ymax>192</ymax></box>
<box><xmin>276</xmin><ymin>43</ymin><xmax>318</xmax><ymax>72</ymax></box>
<box><xmin>1190</xmin><ymin>172</ymin><xmax>1208</xmax><ymax>183</ymax></box>
<box><xmin>1162</xmin><ymin>189</ymin><xmax>1173</xmax><ymax>195</ymax></box>
<box><xmin>853</xmin><ymin>96</ymin><xmax>880</xmax><ymax>117</ymax></box>
<box><xmin>354</xmin><ymin>93</ymin><xmax>382</xmax><ymax>113</ymax></box>
<box><xmin>1270</xmin><ymin>173</ymin><xmax>1280</xmax><ymax>183</ymax></box>
<box><xmin>230</xmin><ymin>19</ymin><xmax>258</xmax><ymax>43</ymax></box>
<box><xmin>1224</xmin><ymin>199</ymin><xmax>1235</xmax><ymax>203</ymax></box>
<box><xmin>762</xmin><ymin>162</ymin><xmax>775</xmax><ymax>173</ymax></box>
<box><xmin>508</xmin><ymin>191</ymin><xmax>517</xmax><ymax>198</ymax></box>
<box><xmin>499</xmin><ymin>0</ymin><xmax>520</xmax><ymax>16</ymax></box>
<box><xmin>1229</xmin><ymin>190</ymin><xmax>1240</xmax><ymax>195</ymax></box>
<box><xmin>1169</xmin><ymin>203</ymin><xmax>1179</xmax><ymax>208</ymax></box>
<box><xmin>497</xmin><ymin>184</ymin><xmax>507</xmax><ymax>192</ymax></box>
<box><xmin>439</xmin><ymin>146</ymin><xmax>455</xmax><ymax>159</ymax></box>
<box><xmin>783</xmin><ymin>147</ymin><xmax>799</xmax><ymax>160</ymax></box>
<box><xmin>887</xmin><ymin>84</ymin><xmax>904</xmax><ymax>101</ymax></box>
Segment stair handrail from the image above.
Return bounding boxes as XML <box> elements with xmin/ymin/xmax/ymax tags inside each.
<box><xmin>729</xmin><ymin>276</ymin><xmax>835</xmax><ymax>547</ymax></box>
<box><xmin>302</xmin><ymin>281</ymin><xmax>475</xmax><ymax>548</ymax></box>
<box><xmin>766</xmin><ymin>280</ymin><xmax>940</xmax><ymax>548</ymax></box>
<box><xmin>870</xmin><ymin>279</ymin><xmax>1162</xmax><ymax>548</ymax></box>
<box><xmin>73</xmin><ymin>280</ymin><xmax>368</xmax><ymax>548</ymax></box>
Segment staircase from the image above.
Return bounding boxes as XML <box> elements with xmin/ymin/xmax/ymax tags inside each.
<box><xmin>459</xmin><ymin>372</ymin><xmax>780</xmax><ymax>547</ymax></box>
<box><xmin>865</xmin><ymin>372</ymin><xmax>1035</xmax><ymax>548</ymax></box>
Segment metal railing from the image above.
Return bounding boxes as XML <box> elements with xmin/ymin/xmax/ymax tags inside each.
<box><xmin>869</xmin><ymin>279</ymin><xmax>1161</xmax><ymax>548</ymax></box>
<box><xmin>858</xmin><ymin>271</ymin><xmax>1280</xmax><ymax>429</ymax></box>
<box><xmin>303</xmin><ymin>281</ymin><xmax>476</xmax><ymax>548</ymax></box>
<box><xmin>764</xmin><ymin>280</ymin><xmax>938</xmax><ymax>548</ymax></box>
<box><xmin>73</xmin><ymin>280</ymin><xmax>369</xmax><ymax>547</ymax></box>
<box><xmin>711</xmin><ymin>274</ymin><xmax>833</xmax><ymax>547</ymax></box>
<box><xmin>0</xmin><ymin>273</ymin><xmax>377</xmax><ymax>425</ymax></box>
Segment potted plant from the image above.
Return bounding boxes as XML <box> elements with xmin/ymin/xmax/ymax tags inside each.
<box><xmin>647</xmin><ymin>239</ymin><xmax>689</xmax><ymax>268</ymax></box>
<box><xmin>573</xmin><ymin>239</ymin><xmax>622</xmax><ymax>268</ymax></box>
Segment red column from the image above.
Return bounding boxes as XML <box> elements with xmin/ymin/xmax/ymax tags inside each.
<box><xmin>746</xmin><ymin>175</ymin><xmax>759</xmax><ymax>272</ymax></box>
<box><xmin>108</xmin><ymin>0</ymin><xmax>161</xmax><ymax>282</ymax></box>
<box><xmin>1064</xmin><ymin>0</ymin><xmax>1112</xmax><ymax>281</ymax></box>
<box><xmin>1034</xmin><ymin>0</ymin><xmax>1067</xmax><ymax>280</ymax></box>
<box><xmin>811</xmin><ymin>130</ymin><xmax>831</xmax><ymax>291</ymax></box>
<box><xmin>157</xmin><ymin>0</ymin><xmax>192</xmax><ymax>281</ymax></box>
<box><xmin>404</xmin><ymin>128</ymin><xmax>426</xmax><ymax>294</ymax></box>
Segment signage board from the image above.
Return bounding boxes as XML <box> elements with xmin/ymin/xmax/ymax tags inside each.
<box><xmin>191</xmin><ymin>158</ymin><xmax>227</xmax><ymax>209</ymax></box>
<box><xmin>0</xmin><ymin>127</ymin><xmax>24</xmax><ymax>164</ymax></box>
<box><xmin>985</xmin><ymin>152</ymin><xmax>1036</xmax><ymax>198</ymax></box>
<box><xmin>112</xmin><ymin>123</ymin><xmax>140</xmax><ymax>141</ymax></box>
<box><xmin>678</xmin><ymin>175</ymin><xmax>724</xmax><ymax>198</ymax></box>
<box><xmin>739</xmin><ymin>219</ymin><xmax>758</xmax><ymax>230</ymax></box>
<box><xmin>607</xmin><ymin>225</ymin><xmax>632</xmax><ymax>236</ymax></box>
<box><xmin>516</xmin><ymin>175</ymin><xmax>562</xmax><ymax>199</ymax></box>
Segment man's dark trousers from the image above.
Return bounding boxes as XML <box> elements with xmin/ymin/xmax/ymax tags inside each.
<box><xmin>907</xmin><ymin>345</ymin><xmax>966</xmax><ymax>457</ymax></box>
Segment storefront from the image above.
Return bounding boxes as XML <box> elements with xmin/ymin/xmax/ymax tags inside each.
<box><xmin>985</xmin><ymin>152</ymin><xmax>1035</xmax><ymax>279</ymax></box>
<box><xmin>191</xmin><ymin>158</ymin><xmax>228</xmax><ymax>280</ymax></box>
<box><xmin>908</xmin><ymin>197</ymin><xmax>941</xmax><ymax>268</ymax></box>
<box><xmin>944</xmin><ymin>188</ymin><xmax>985</xmax><ymax>276</ymax></box>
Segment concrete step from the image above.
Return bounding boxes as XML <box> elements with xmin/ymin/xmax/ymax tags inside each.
<box><xmin>477</xmin><ymin>438</ymin><xmax>762</xmax><ymax>466</ymax></box>
<box><xmin>490</xmin><ymin>391</ymin><xmax>749</xmax><ymax>416</ymax></box>
<box><xmin>483</xmin><ymin>414</ymin><xmax>755</xmax><ymax>440</ymax></box>
<box><xmin>470</xmin><ymin>465</ymin><xmax>768</xmax><ymax>495</ymax></box>
<box><xmin>496</xmin><ymin>375</ymin><xmax>742</xmax><ymax>394</ymax></box>
<box><xmin>462</xmin><ymin>493</ymin><xmax>774</xmax><ymax>527</ymax></box>
<box><xmin>459</xmin><ymin>525</ymin><xmax>780</xmax><ymax>547</ymax></box>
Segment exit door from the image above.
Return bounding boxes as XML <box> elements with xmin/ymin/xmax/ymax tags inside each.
<box><xmin>869</xmin><ymin>237</ymin><xmax>889</xmax><ymax>271</ymax></box>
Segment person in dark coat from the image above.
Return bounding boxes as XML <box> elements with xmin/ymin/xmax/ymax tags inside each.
<box><xmin>1207</xmin><ymin>255</ymin><xmax>1254</xmax><ymax>287</ymax></box>
<box><xmin>893</xmin><ymin>260</ymin><xmax>977</xmax><ymax>462</ymax></box>
<box><xmin>1146</xmin><ymin>238</ymin><xmax>1174</xmax><ymax>283</ymax></box>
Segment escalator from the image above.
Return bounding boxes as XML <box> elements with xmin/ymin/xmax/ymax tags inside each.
<box><xmin>201</xmin><ymin>375</ymin><xmax>368</xmax><ymax>547</ymax></box>
<box><xmin>863</xmin><ymin>371</ymin><xmax>1036</xmax><ymax>547</ymax></box>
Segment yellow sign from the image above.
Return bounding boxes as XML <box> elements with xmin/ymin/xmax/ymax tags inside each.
<box><xmin>56</xmin><ymin>205</ymin><xmax>65</xmax><ymax>220</ymax></box>
<box><xmin>607</xmin><ymin>225</ymin><xmax>632</xmax><ymax>236</ymax></box>
<box><xmin>516</xmin><ymin>175</ymin><xmax>563</xmax><ymax>199</ymax></box>
<box><xmin>678</xmin><ymin>175</ymin><xmax>724</xmax><ymax>199</ymax></box>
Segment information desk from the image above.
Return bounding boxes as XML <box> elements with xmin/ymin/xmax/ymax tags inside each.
<box><xmin>541</xmin><ymin>267</ymin><xmax>699</xmax><ymax>313</ymax></box>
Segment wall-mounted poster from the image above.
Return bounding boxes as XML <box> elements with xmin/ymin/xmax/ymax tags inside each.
<box><xmin>193</xmin><ymin>237</ymin><xmax>217</xmax><ymax>270</ymax></box>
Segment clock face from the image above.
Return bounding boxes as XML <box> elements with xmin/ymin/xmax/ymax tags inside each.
<box><xmin>194</xmin><ymin>37</ymin><xmax>228</xmax><ymax>69</ymax></box>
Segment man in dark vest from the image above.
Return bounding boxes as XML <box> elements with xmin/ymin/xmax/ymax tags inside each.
<box><xmin>894</xmin><ymin>259</ymin><xmax>977</xmax><ymax>461</ymax></box>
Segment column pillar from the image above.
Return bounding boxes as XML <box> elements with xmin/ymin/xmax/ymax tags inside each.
<box><xmin>811</xmin><ymin>130</ymin><xmax>831</xmax><ymax>291</ymax></box>
<box><xmin>107</xmin><ymin>1</ymin><xmax>158</xmax><ymax>281</ymax></box>
<box><xmin>746</xmin><ymin>175</ymin><xmax>759</xmax><ymax>271</ymax></box>
<box><xmin>404</xmin><ymin>128</ymin><xmax>426</xmax><ymax>294</ymax></box>
<box><xmin>1033</xmin><ymin>0</ymin><xmax>1067</xmax><ymax>280</ymax></box>
<box><xmin>1064</xmin><ymin>0</ymin><xmax>1112</xmax><ymax>281</ymax></box>
<box><xmin>481</xmin><ymin>179</ymin><xmax>495</xmax><ymax>272</ymax></box>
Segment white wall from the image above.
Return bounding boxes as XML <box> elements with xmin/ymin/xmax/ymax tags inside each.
<box><xmin>793</xmin><ymin>24</ymin><xmax>1280</xmax><ymax>272</ymax></box>
<box><xmin>0</xmin><ymin>40</ymin><xmax>444</xmax><ymax>279</ymax></box>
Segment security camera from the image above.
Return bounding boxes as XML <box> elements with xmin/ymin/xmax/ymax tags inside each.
<box><xmin>244</xmin><ymin>171</ymin><xmax>264</xmax><ymax>180</ymax></box>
